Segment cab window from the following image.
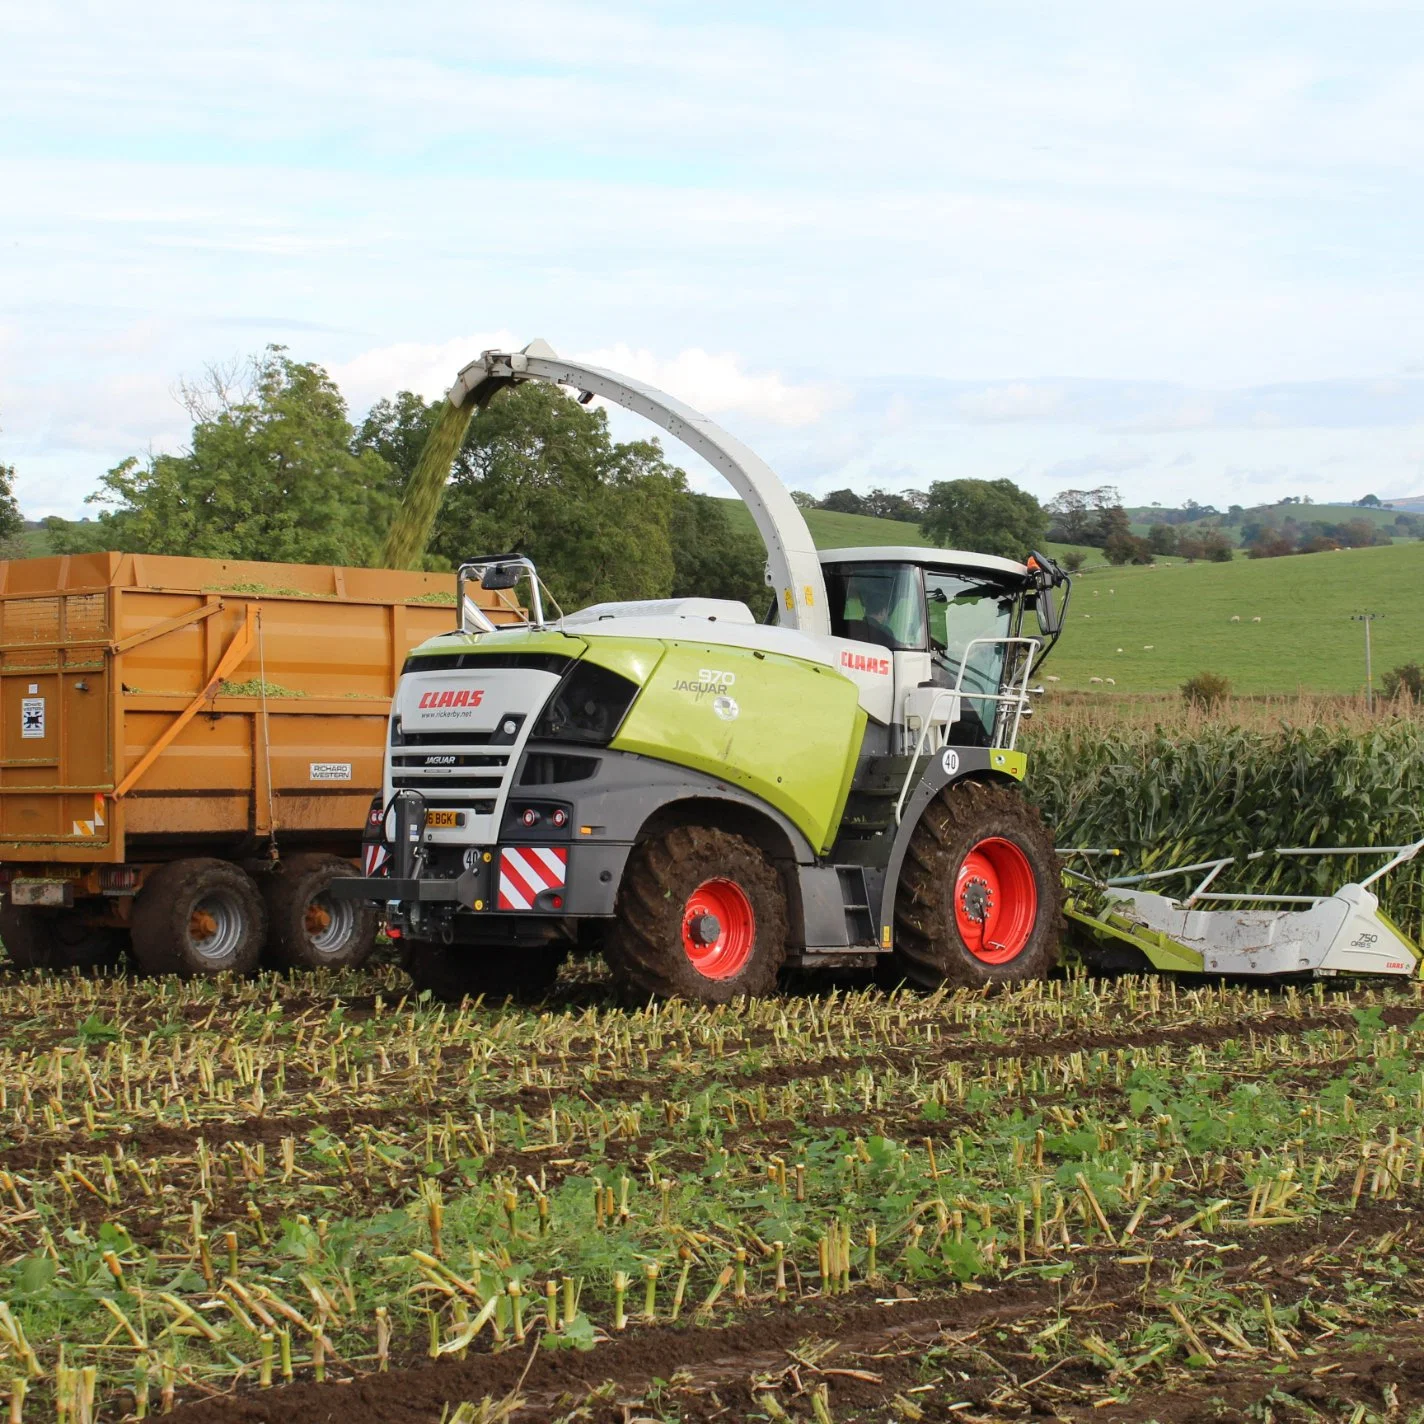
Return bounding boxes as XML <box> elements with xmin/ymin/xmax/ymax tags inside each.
<box><xmin>825</xmin><ymin>563</ymin><xmax>926</xmax><ymax>650</ymax></box>
<box><xmin>923</xmin><ymin>570</ymin><xmax>1017</xmax><ymax>695</ymax></box>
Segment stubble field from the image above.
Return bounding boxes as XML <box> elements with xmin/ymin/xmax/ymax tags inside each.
<box><xmin>3</xmin><ymin>963</ymin><xmax>1424</xmax><ymax>1424</ymax></box>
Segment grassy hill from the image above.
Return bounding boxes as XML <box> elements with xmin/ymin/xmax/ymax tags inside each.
<box><xmin>716</xmin><ymin>499</ymin><xmax>1420</xmax><ymax>694</ymax></box>
<box><xmin>1043</xmin><ymin>541</ymin><xmax>1423</xmax><ymax>695</ymax></box>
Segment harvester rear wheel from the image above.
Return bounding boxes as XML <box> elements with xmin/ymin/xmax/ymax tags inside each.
<box><xmin>893</xmin><ymin>780</ymin><xmax>1060</xmax><ymax>989</ymax></box>
<box><xmin>261</xmin><ymin>853</ymin><xmax>377</xmax><ymax>971</ymax></box>
<box><xmin>402</xmin><ymin>940</ymin><xmax>565</xmax><ymax>1003</ymax></box>
<box><xmin>604</xmin><ymin>827</ymin><xmax>787</xmax><ymax>1003</ymax></box>
<box><xmin>0</xmin><ymin>904</ymin><xmax>126</xmax><ymax>973</ymax></box>
<box><xmin>130</xmin><ymin>859</ymin><xmax>266</xmax><ymax>978</ymax></box>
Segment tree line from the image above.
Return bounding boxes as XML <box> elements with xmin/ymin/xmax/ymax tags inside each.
<box><xmin>30</xmin><ymin>347</ymin><xmax>1064</xmax><ymax>596</ymax></box>
<box><xmin>21</xmin><ymin>346</ymin><xmax>1418</xmax><ymax>594</ymax></box>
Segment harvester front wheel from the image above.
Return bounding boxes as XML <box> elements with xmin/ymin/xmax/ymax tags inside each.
<box><xmin>604</xmin><ymin>827</ymin><xmax>787</xmax><ymax>1003</ymax></box>
<box><xmin>130</xmin><ymin>859</ymin><xmax>266</xmax><ymax>978</ymax></box>
<box><xmin>402</xmin><ymin>940</ymin><xmax>565</xmax><ymax>1004</ymax></box>
<box><xmin>0</xmin><ymin>904</ymin><xmax>126</xmax><ymax>973</ymax></box>
<box><xmin>893</xmin><ymin>780</ymin><xmax>1060</xmax><ymax>989</ymax></box>
<box><xmin>262</xmin><ymin>853</ymin><xmax>378</xmax><ymax>971</ymax></box>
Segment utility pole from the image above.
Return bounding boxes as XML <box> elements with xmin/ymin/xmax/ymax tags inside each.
<box><xmin>1352</xmin><ymin>612</ymin><xmax>1382</xmax><ymax>712</ymax></box>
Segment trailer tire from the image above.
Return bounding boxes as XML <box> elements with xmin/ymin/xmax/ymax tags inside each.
<box><xmin>403</xmin><ymin>939</ymin><xmax>565</xmax><ymax>1003</ymax></box>
<box><xmin>130</xmin><ymin>859</ymin><xmax>266</xmax><ymax>978</ymax></box>
<box><xmin>893</xmin><ymin>780</ymin><xmax>1061</xmax><ymax>989</ymax></box>
<box><xmin>0</xmin><ymin>904</ymin><xmax>126</xmax><ymax>973</ymax></box>
<box><xmin>261</xmin><ymin>854</ymin><xmax>377</xmax><ymax>972</ymax></box>
<box><xmin>604</xmin><ymin>826</ymin><xmax>787</xmax><ymax>1003</ymax></box>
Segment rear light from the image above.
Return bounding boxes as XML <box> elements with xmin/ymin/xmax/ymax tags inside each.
<box><xmin>99</xmin><ymin>866</ymin><xmax>141</xmax><ymax>892</ymax></box>
<box><xmin>521</xmin><ymin>808</ymin><xmax>540</xmax><ymax>827</ymax></box>
<box><xmin>550</xmin><ymin>808</ymin><xmax>568</xmax><ymax>828</ymax></box>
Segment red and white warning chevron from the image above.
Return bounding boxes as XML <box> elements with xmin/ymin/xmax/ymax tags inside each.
<box><xmin>498</xmin><ymin>846</ymin><xmax>568</xmax><ymax>910</ymax></box>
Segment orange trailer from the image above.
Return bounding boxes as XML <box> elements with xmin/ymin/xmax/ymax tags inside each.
<box><xmin>0</xmin><ymin>552</ymin><xmax>492</xmax><ymax>975</ymax></box>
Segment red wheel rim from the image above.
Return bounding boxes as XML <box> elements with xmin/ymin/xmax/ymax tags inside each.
<box><xmin>681</xmin><ymin>878</ymin><xmax>755</xmax><ymax>980</ymax></box>
<box><xmin>954</xmin><ymin>837</ymin><xmax>1039</xmax><ymax>964</ymax></box>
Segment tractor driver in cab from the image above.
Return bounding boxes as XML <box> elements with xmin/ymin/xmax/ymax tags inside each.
<box><xmin>838</xmin><ymin>564</ymin><xmax>923</xmax><ymax>650</ymax></box>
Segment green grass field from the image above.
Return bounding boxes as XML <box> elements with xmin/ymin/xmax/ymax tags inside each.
<box><xmin>1046</xmin><ymin>540</ymin><xmax>1424</xmax><ymax>694</ymax></box>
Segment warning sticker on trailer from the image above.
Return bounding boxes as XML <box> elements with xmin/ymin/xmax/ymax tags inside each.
<box><xmin>21</xmin><ymin>698</ymin><xmax>45</xmax><ymax>739</ymax></box>
<box><xmin>309</xmin><ymin>762</ymin><xmax>352</xmax><ymax>781</ymax></box>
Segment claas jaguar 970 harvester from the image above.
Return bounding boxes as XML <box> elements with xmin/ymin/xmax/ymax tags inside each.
<box><xmin>336</xmin><ymin>343</ymin><xmax>1072</xmax><ymax>1001</ymax></box>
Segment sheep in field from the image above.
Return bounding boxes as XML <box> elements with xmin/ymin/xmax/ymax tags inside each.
<box><xmin>1230</xmin><ymin>615</ymin><xmax>1241</xmax><ymax>622</ymax></box>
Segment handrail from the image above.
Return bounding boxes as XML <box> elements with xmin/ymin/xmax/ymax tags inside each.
<box><xmin>892</xmin><ymin>634</ymin><xmax>1041</xmax><ymax>824</ymax></box>
<box><xmin>946</xmin><ymin>635</ymin><xmax>1042</xmax><ymax>748</ymax></box>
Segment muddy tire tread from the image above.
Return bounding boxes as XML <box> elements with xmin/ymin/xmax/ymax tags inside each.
<box><xmin>893</xmin><ymin>779</ymin><xmax>1062</xmax><ymax>989</ymax></box>
<box><xmin>130</xmin><ymin>858</ymin><xmax>266</xmax><ymax>978</ymax></box>
<box><xmin>603</xmin><ymin>826</ymin><xmax>787</xmax><ymax>1003</ymax></box>
<box><xmin>261</xmin><ymin>852</ymin><xmax>378</xmax><ymax>971</ymax></box>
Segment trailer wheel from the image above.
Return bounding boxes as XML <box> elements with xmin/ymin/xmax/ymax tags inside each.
<box><xmin>130</xmin><ymin>859</ymin><xmax>266</xmax><ymax>978</ymax></box>
<box><xmin>604</xmin><ymin>826</ymin><xmax>787</xmax><ymax>1003</ymax></box>
<box><xmin>0</xmin><ymin>904</ymin><xmax>126</xmax><ymax>972</ymax></box>
<box><xmin>893</xmin><ymin>780</ymin><xmax>1061</xmax><ymax>989</ymax></box>
<box><xmin>261</xmin><ymin>854</ymin><xmax>377</xmax><ymax>972</ymax></box>
<box><xmin>403</xmin><ymin>940</ymin><xmax>565</xmax><ymax>1003</ymax></box>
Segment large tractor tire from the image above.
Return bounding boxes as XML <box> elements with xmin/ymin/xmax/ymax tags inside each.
<box><xmin>261</xmin><ymin>853</ymin><xmax>377</xmax><ymax>972</ymax></box>
<box><xmin>604</xmin><ymin>827</ymin><xmax>787</xmax><ymax>1003</ymax></box>
<box><xmin>130</xmin><ymin>859</ymin><xmax>266</xmax><ymax>978</ymax></box>
<box><xmin>893</xmin><ymin>780</ymin><xmax>1061</xmax><ymax>989</ymax></box>
<box><xmin>403</xmin><ymin>940</ymin><xmax>565</xmax><ymax>1004</ymax></box>
<box><xmin>0</xmin><ymin>903</ymin><xmax>127</xmax><ymax>973</ymax></box>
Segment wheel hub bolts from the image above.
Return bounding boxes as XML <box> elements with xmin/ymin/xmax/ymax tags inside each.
<box><xmin>961</xmin><ymin>878</ymin><xmax>992</xmax><ymax>923</ymax></box>
<box><xmin>688</xmin><ymin>913</ymin><xmax>722</xmax><ymax>945</ymax></box>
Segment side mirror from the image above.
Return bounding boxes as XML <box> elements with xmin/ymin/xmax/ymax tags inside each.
<box><xmin>1031</xmin><ymin>589</ymin><xmax>1062</xmax><ymax>636</ymax></box>
<box><xmin>1025</xmin><ymin>551</ymin><xmax>1068</xmax><ymax>636</ymax></box>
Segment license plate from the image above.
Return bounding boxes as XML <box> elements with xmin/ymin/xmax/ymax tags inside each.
<box><xmin>11</xmin><ymin>880</ymin><xmax>74</xmax><ymax>907</ymax></box>
<box><xmin>425</xmin><ymin>810</ymin><xmax>461</xmax><ymax>829</ymax></box>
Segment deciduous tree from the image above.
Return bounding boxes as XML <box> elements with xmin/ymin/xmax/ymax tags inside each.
<box><xmin>50</xmin><ymin>347</ymin><xmax>393</xmax><ymax>565</ymax></box>
<box><xmin>920</xmin><ymin>478</ymin><xmax>1048</xmax><ymax>561</ymax></box>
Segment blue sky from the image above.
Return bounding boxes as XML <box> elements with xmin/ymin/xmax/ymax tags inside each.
<box><xmin>4</xmin><ymin>1</ymin><xmax>1424</xmax><ymax>519</ymax></box>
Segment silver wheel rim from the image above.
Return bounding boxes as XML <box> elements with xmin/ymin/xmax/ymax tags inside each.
<box><xmin>306</xmin><ymin>891</ymin><xmax>356</xmax><ymax>957</ymax></box>
<box><xmin>187</xmin><ymin>891</ymin><xmax>245</xmax><ymax>963</ymax></box>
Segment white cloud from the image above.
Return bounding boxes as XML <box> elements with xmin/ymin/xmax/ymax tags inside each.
<box><xmin>331</xmin><ymin>336</ymin><xmax>840</xmax><ymax>430</ymax></box>
<box><xmin>575</xmin><ymin>345</ymin><xmax>840</xmax><ymax>429</ymax></box>
<box><xmin>954</xmin><ymin>384</ymin><xmax>1073</xmax><ymax>424</ymax></box>
<box><xmin>327</xmin><ymin>332</ymin><xmax>523</xmax><ymax>413</ymax></box>
<box><xmin>1112</xmin><ymin>400</ymin><xmax>1219</xmax><ymax>434</ymax></box>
